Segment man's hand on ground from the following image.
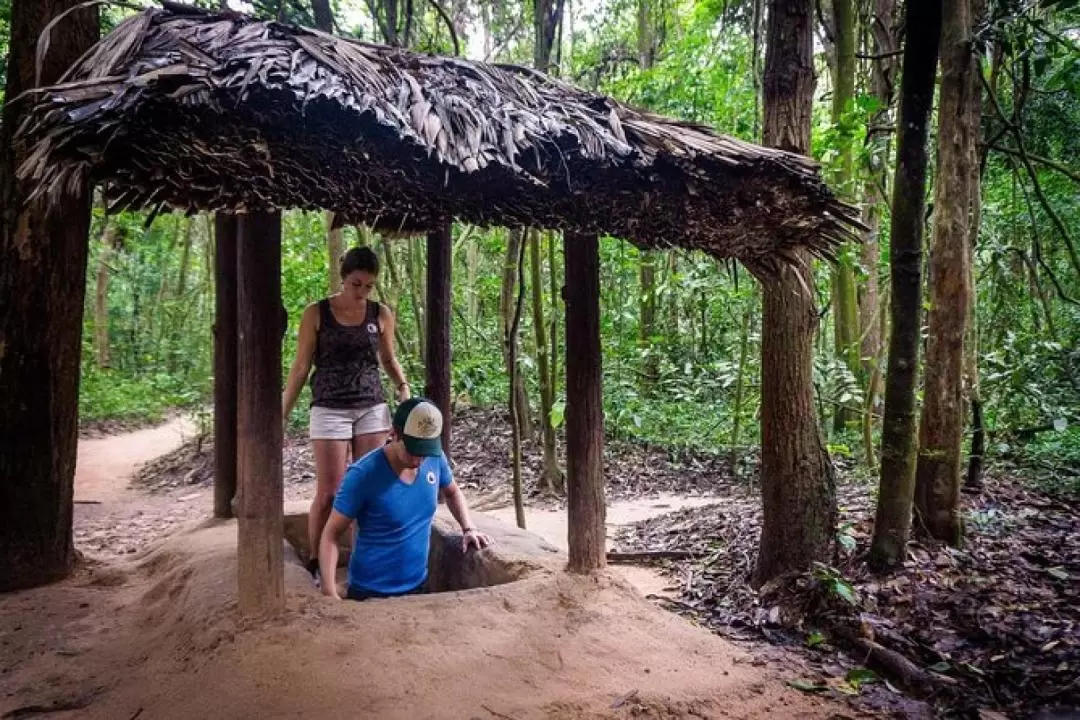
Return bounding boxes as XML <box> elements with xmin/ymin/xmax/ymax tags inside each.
<box><xmin>462</xmin><ymin>528</ymin><xmax>493</xmax><ymax>552</ymax></box>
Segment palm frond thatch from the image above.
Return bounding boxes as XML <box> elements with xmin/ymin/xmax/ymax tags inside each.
<box><xmin>17</xmin><ymin>3</ymin><xmax>863</xmax><ymax>264</ymax></box>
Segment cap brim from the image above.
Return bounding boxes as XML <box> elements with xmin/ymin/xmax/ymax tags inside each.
<box><xmin>403</xmin><ymin>435</ymin><xmax>443</xmax><ymax>457</ymax></box>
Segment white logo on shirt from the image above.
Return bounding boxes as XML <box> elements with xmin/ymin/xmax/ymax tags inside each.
<box><xmin>367</xmin><ymin>322</ymin><xmax>378</xmax><ymax>334</ymax></box>
<box><xmin>426</xmin><ymin>471</ymin><xmax>437</xmax><ymax>485</ymax></box>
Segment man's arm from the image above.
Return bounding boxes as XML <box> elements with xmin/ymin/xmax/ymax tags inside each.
<box><xmin>441</xmin><ymin>481</ymin><xmax>492</xmax><ymax>551</ymax></box>
<box><xmin>319</xmin><ymin>509</ymin><xmax>353</xmax><ymax>599</ymax></box>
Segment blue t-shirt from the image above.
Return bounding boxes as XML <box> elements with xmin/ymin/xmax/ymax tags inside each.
<box><xmin>332</xmin><ymin>448</ymin><xmax>453</xmax><ymax>595</ymax></box>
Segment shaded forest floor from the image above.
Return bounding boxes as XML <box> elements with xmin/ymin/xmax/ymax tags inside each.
<box><xmin>126</xmin><ymin>407</ymin><xmax>1079</xmax><ymax>718</ymax></box>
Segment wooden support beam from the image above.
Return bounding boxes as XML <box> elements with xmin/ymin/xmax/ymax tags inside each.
<box><xmin>213</xmin><ymin>214</ymin><xmax>238</xmax><ymax>519</ymax></box>
<box><xmin>425</xmin><ymin>222</ymin><xmax>453</xmax><ymax>458</ymax></box>
<box><xmin>563</xmin><ymin>231</ymin><xmax>606</xmax><ymax>572</ymax></box>
<box><xmin>236</xmin><ymin>211</ymin><xmax>284</xmax><ymax>616</ymax></box>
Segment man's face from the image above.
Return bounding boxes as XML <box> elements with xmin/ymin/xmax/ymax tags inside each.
<box><xmin>390</xmin><ymin>431</ymin><xmax>424</xmax><ymax>469</ymax></box>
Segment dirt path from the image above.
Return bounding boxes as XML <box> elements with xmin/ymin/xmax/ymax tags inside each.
<box><xmin>75</xmin><ymin>415</ymin><xmax>196</xmax><ymax>502</ymax></box>
<box><xmin>487</xmin><ymin>495</ymin><xmax>719</xmax><ymax>596</ymax></box>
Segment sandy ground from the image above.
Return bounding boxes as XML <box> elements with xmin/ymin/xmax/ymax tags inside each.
<box><xmin>0</xmin><ymin>419</ymin><xmax>856</xmax><ymax>719</ymax></box>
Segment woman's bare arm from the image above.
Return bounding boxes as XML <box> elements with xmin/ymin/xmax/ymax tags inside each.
<box><xmin>282</xmin><ymin>303</ymin><xmax>319</xmax><ymax>423</ymax></box>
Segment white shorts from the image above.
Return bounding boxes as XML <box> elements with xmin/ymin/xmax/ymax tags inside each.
<box><xmin>309</xmin><ymin>404</ymin><xmax>392</xmax><ymax>441</ymax></box>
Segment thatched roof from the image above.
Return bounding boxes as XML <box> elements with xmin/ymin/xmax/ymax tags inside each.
<box><xmin>17</xmin><ymin>3</ymin><xmax>862</xmax><ymax>265</ymax></box>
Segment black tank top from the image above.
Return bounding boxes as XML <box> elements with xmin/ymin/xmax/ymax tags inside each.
<box><xmin>310</xmin><ymin>298</ymin><xmax>385</xmax><ymax>408</ymax></box>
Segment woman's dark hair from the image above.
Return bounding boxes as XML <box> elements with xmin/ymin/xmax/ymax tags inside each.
<box><xmin>340</xmin><ymin>246</ymin><xmax>379</xmax><ymax>278</ymax></box>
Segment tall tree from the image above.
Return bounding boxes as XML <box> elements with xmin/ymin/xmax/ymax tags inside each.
<box><xmin>501</xmin><ymin>229</ymin><xmax>532</xmax><ymax>440</ymax></box>
<box><xmin>858</xmin><ymin>0</ymin><xmax>900</xmax><ymax>466</ymax></box>
<box><xmin>531</xmin><ymin>0</ymin><xmax>565</xmax><ymax>492</ymax></box>
<box><xmin>868</xmin><ymin>0</ymin><xmax>942</xmax><ymax>568</ymax></box>
<box><xmin>752</xmin><ymin>0</ymin><xmax>837</xmax><ymax>586</ymax></box>
<box><xmin>829</xmin><ymin>0</ymin><xmax>861</xmax><ymax>432</ymax></box>
<box><xmin>636</xmin><ymin>0</ymin><xmax>660</xmax><ymax>393</ymax></box>
<box><xmin>0</xmin><ymin>0</ymin><xmax>99</xmax><ymax>591</ymax></box>
<box><xmin>93</xmin><ymin>219</ymin><xmax>122</xmax><ymax>368</ymax></box>
<box><xmin>914</xmin><ymin>0</ymin><xmax>977</xmax><ymax>544</ymax></box>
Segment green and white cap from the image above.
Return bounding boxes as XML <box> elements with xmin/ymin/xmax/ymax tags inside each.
<box><xmin>393</xmin><ymin>397</ymin><xmax>444</xmax><ymax>457</ymax></box>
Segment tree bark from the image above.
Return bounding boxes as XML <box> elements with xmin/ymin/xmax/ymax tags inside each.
<box><xmin>94</xmin><ymin>220</ymin><xmax>120</xmax><ymax>369</ymax></box>
<box><xmin>326</xmin><ymin>211</ymin><xmax>345</xmax><ymax>295</ymax></box>
<box><xmin>425</xmin><ymin>223</ymin><xmax>453</xmax><ymax>457</ymax></box>
<box><xmin>407</xmin><ymin>235</ymin><xmax>427</xmax><ymax>363</ymax></box>
<box><xmin>236</xmin><ymin>211</ymin><xmax>284</xmax><ymax>616</ymax></box>
<box><xmin>752</xmin><ymin>0</ymin><xmax>837</xmax><ymax>587</ymax></box>
<box><xmin>830</xmin><ymin>0</ymin><xmax>861</xmax><ymax>432</ymax></box>
<box><xmin>564</xmin><ymin>231</ymin><xmax>606</xmax><ymax>573</ymax></box>
<box><xmin>869</xmin><ymin>0</ymin><xmax>942</xmax><ymax>568</ymax></box>
<box><xmin>0</xmin><ymin>0</ymin><xmax>99</xmax><ymax>592</ymax></box>
<box><xmin>531</xmin><ymin>230</ymin><xmax>563</xmax><ymax>492</ymax></box>
<box><xmin>214</xmin><ymin>214</ymin><xmax>239</xmax><ymax>519</ymax></box>
<box><xmin>858</xmin><ymin>0</ymin><xmax>899</xmax><ymax>444</ymax></box>
<box><xmin>501</xmin><ymin>229</ymin><xmax>532</xmax><ymax>440</ymax></box>
<box><xmin>914</xmin><ymin>0</ymin><xmax>976</xmax><ymax>544</ymax></box>
<box><xmin>310</xmin><ymin>0</ymin><xmax>334</xmax><ymax>31</ymax></box>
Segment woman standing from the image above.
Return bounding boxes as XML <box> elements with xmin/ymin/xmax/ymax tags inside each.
<box><xmin>282</xmin><ymin>246</ymin><xmax>410</xmax><ymax>581</ymax></box>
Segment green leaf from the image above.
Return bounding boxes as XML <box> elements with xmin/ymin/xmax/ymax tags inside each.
<box><xmin>787</xmin><ymin>679</ymin><xmax>827</xmax><ymax>693</ymax></box>
<box><xmin>929</xmin><ymin>661</ymin><xmax>952</xmax><ymax>674</ymax></box>
<box><xmin>805</xmin><ymin>631</ymin><xmax>826</xmax><ymax>648</ymax></box>
<box><xmin>832</xmin><ymin>579</ymin><xmax>859</xmax><ymax>606</ymax></box>
<box><xmin>1048</xmin><ymin>567</ymin><xmax>1069</xmax><ymax>581</ymax></box>
<box><xmin>838</xmin><ymin>533</ymin><xmax>857</xmax><ymax>553</ymax></box>
<box><xmin>845</xmin><ymin>667</ymin><xmax>878</xmax><ymax>689</ymax></box>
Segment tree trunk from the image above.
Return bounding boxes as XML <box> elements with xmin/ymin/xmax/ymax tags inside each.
<box><xmin>425</xmin><ymin>223</ymin><xmax>453</xmax><ymax>457</ymax></box>
<box><xmin>501</xmin><ymin>229</ymin><xmax>532</xmax><ymax>440</ymax></box>
<box><xmin>0</xmin><ymin>0</ymin><xmax>99</xmax><ymax>592</ymax></box>
<box><xmin>326</xmin><ymin>211</ymin><xmax>344</xmax><ymax>295</ymax></box>
<box><xmin>407</xmin><ymin>235</ymin><xmax>427</xmax><ymax>363</ymax></box>
<box><xmin>858</xmin><ymin>0</ymin><xmax>899</xmax><ymax>444</ymax></box>
<box><xmin>94</xmin><ymin>220</ymin><xmax>120</xmax><ymax>368</ymax></box>
<box><xmin>214</xmin><ymin>214</ymin><xmax>239</xmax><ymax>519</ymax></box>
<box><xmin>236</xmin><ymin>211</ymin><xmax>285</xmax><ymax>616</ymax></box>
<box><xmin>830</xmin><ymin>0</ymin><xmax>861</xmax><ymax>432</ymax></box>
<box><xmin>564</xmin><ymin>231</ymin><xmax>606</xmax><ymax>573</ymax></box>
<box><xmin>914</xmin><ymin>0</ymin><xmax>976</xmax><ymax>544</ymax></box>
<box><xmin>548</xmin><ymin>229</ymin><xmax>560</xmax><ymax>403</ymax></box>
<box><xmin>310</xmin><ymin>0</ymin><xmax>334</xmax><ymax>31</ymax></box>
<box><xmin>510</xmin><ymin>237</ymin><xmax>528</xmax><ymax>529</ymax></box>
<box><xmin>752</xmin><ymin>0</ymin><xmax>837</xmax><ymax>587</ymax></box>
<box><xmin>639</xmin><ymin>252</ymin><xmax>660</xmax><ymax>392</ymax></box>
<box><xmin>965</xmin><ymin>21</ymin><xmax>986</xmax><ymax>491</ymax></box>
<box><xmin>730</xmin><ymin>292</ymin><xmax>755</xmax><ymax>465</ymax></box>
<box><xmin>531</xmin><ymin>230</ymin><xmax>563</xmax><ymax>492</ymax></box>
<box><xmin>868</xmin><ymin>0</ymin><xmax>942</xmax><ymax>568</ymax></box>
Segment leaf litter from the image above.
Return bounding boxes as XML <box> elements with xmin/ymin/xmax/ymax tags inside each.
<box><xmin>612</xmin><ymin>471</ymin><xmax>1080</xmax><ymax>718</ymax></box>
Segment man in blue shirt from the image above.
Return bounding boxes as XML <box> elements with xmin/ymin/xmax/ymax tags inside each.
<box><xmin>318</xmin><ymin>397</ymin><xmax>492</xmax><ymax>600</ymax></box>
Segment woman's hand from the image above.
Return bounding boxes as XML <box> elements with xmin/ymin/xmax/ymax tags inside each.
<box><xmin>395</xmin><ymin>382</ymin><xmax>411</xmax><ymax>402</ymax></box>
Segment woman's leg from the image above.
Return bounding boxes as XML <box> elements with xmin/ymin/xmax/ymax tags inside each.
<box><xmin>351</xmin><ymin>430</ymin><xmax>387</xmax><ymax>461</ymax></box>
<box><xmin>308</xmin><ymin>438</ymin><xmax>350</xmax><ymax>570</ymax></box>
<box><xmin>351</xmin><ymin>403</ymin><xmax>391</xmax><ymax>460</ymax></box>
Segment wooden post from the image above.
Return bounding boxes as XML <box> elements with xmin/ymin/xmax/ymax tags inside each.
<box><xmin>425</xmin><ymin>222</ymin><xmax>453</xmax><ymax>458</ymax></box>
<box><xmin>563</xmin><ymin>232</ymin><xmax>606</xmax><ymax>572</ymax></box>
<box><xmin>213</xmin><ymin>214</ymin><xmax>238</xmax><ymax>519</ymax></box>
<box><xmin>236</xmin><ymin>211</ymin><xmax>284</xmax><ymax>615</ymax></box>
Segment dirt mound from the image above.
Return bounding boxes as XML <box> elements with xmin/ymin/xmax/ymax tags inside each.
<box><xmin>1</xmin><ymin>518</ymin><xmax>843</xmax><ymax>720</ymax></box>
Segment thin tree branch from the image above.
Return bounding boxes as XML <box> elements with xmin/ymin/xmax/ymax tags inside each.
<box><xmin>856</xmin><ymin>50</ymin><xmax>903</xmax><ymax>59</ymax></box>
<box><xmin>1010</xmin><ymin>159</ymin><xmax>1080</xmax><ymax>308</ymax></box>
<box><xmin>425</xmin><ymin>0</ymin><xmax>460</xmax><ymax>56</ymax></box>
<box><xmin>987</xmin><ymin>143</ymin><xmax>1080</xmax><ymax>185</ymax></box>
<box><xmin>980</xmin><ymin>71</ymin><xmax>1080</xmax><ymax>280</ymax></box>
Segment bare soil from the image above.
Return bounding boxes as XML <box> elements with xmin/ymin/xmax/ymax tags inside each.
<box><xmin>0</xmin><ymin>415</ymin><xmax>857</xmax><ymax>720</ymax></box>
